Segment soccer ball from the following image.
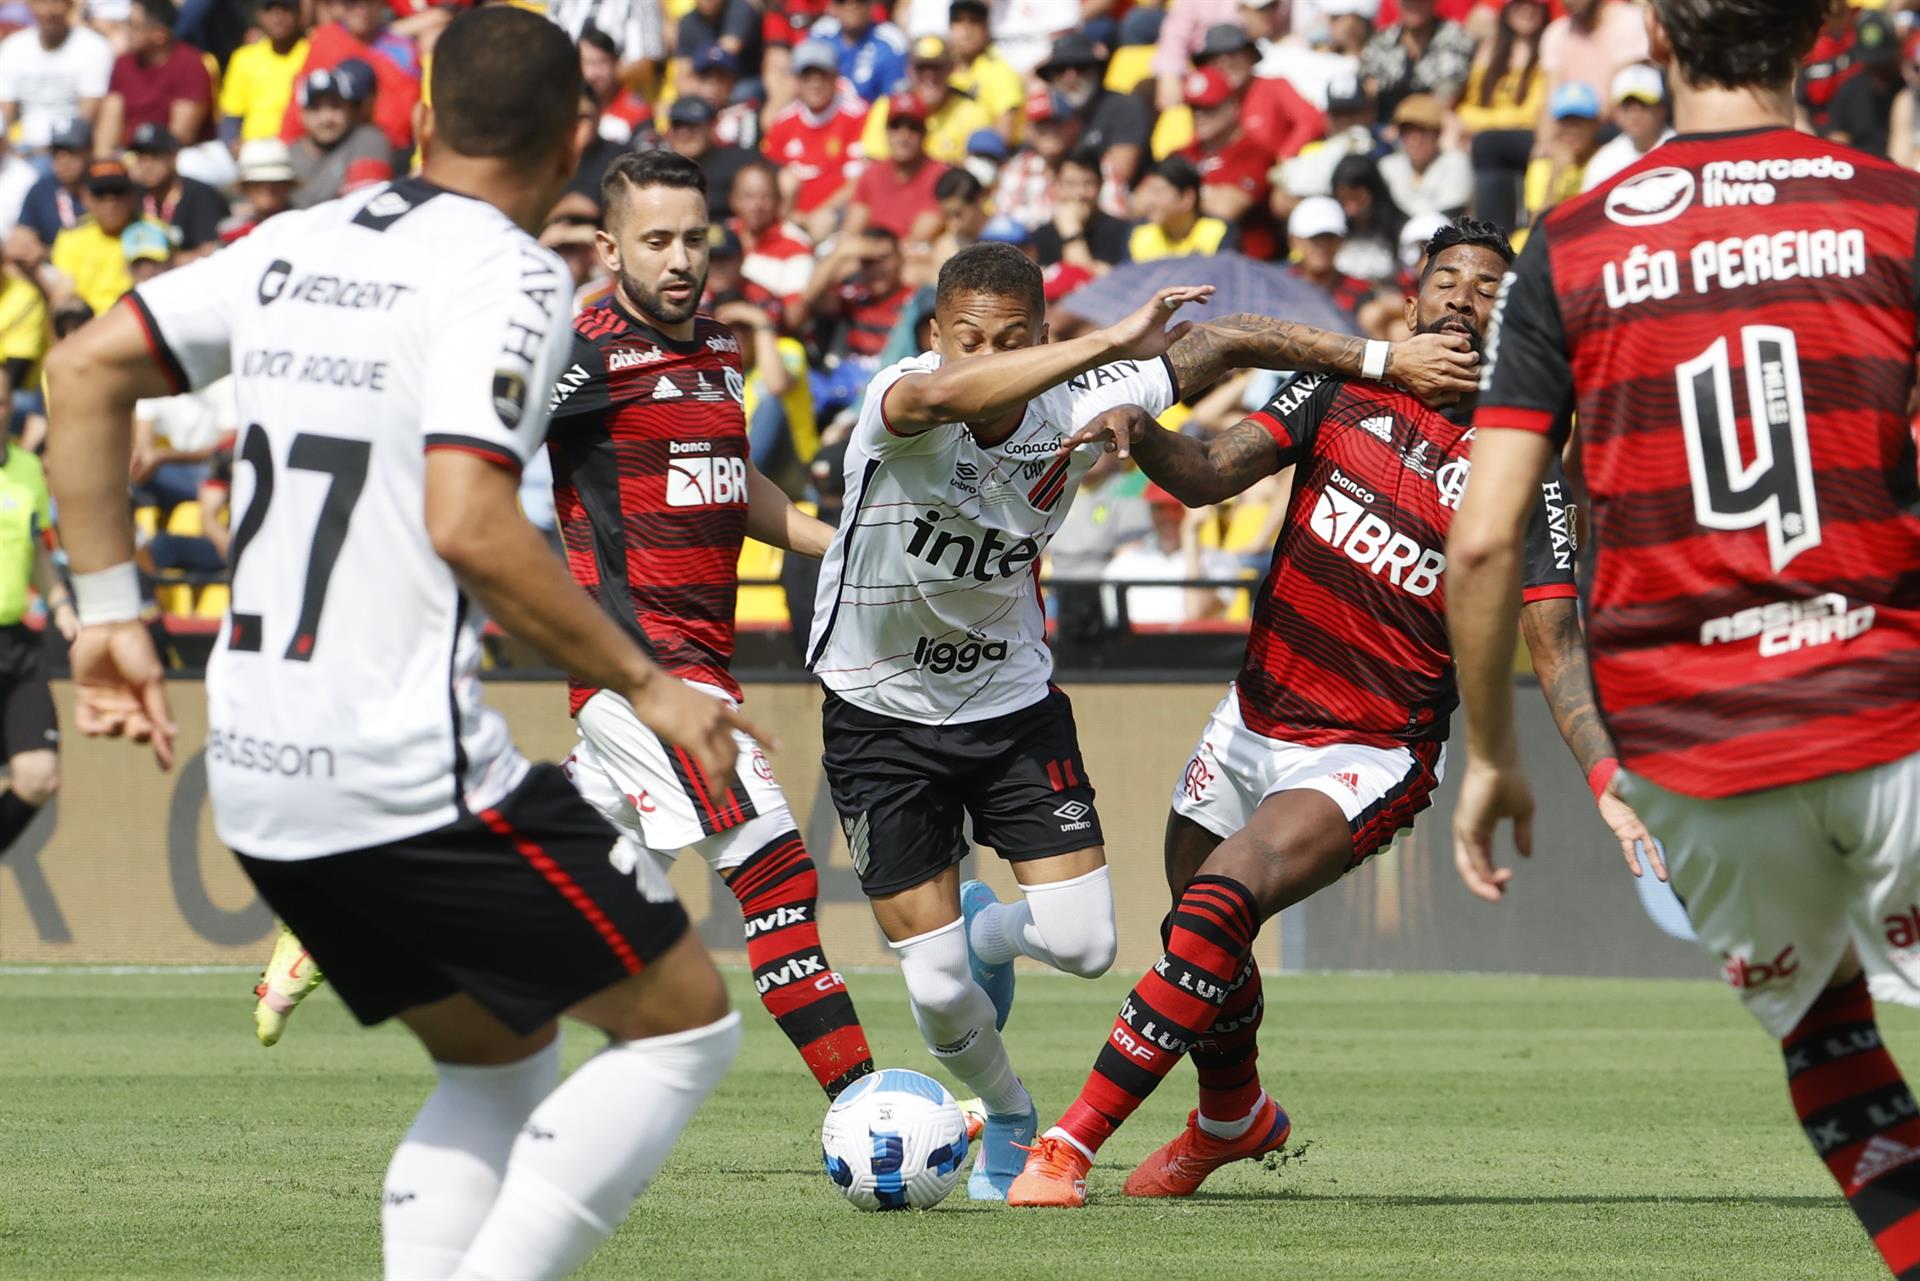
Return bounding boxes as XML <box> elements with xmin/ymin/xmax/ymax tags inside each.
<box><xmin>820</xmin><ymin>1068</ymin><xmax>970</xmax><ymax>1210</ymax></box>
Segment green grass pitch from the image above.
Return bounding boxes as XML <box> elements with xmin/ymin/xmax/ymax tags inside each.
<box><xmin>0</xmin><ymin>968</ymin><xmax>1897</xmax><ymax>1280</ymax></box>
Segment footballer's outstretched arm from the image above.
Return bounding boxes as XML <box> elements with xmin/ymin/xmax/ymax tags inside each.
<box><xmin>745</xmin><ymin>460</ymin><xmax>833</xmax><ymax>559</ymax></box>
<box><xmin>1165</xmin><ymin>317</ymin><xmax>1481</xmax><ymax>405</ymax></box>
<box><xmin>881</xmin><ymin>285</ymin><xmax>1213</xmax><ymax>434</ymax></box>
<box><xmin>1060</xmin><ymin>405</ymin><xmax>1282</xmax><ymax>507</ymax></box>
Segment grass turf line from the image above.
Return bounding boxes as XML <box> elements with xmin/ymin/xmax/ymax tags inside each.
<box><xmin>0</xmin><ymin>970</ymin><xmax>1895</xmax><ymax>1280</ymax></box>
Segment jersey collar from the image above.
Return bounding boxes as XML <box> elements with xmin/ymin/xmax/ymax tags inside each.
<box><xmin>609</xmin><ymin>291</ymin><xmax>703</xmax><ymax>354</ymax></box>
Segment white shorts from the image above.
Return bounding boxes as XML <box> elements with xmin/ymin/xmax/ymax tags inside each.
<box><xmin>563</xmin><ymin>685</ymin><xmax>795</xmax><ymax>879</ymax></box>
<box><xmin>1622</xmin><ymin>748</ymin><xmax>1920</xmax><ymax>1039</ymax></box>
<box><xmin>1169</xmin><ymin>685</ymin><xmax>1445</xmax><ymax>868</ymax></box>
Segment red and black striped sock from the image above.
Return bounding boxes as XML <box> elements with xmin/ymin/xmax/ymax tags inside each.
<box><xmin>723</xmin><ymin>831</ymin><xmax>874</xmax><ymax>1098</ymax></box>
<box><xmin>1054</xmin><ymin>875</ymin><xmax>1262</xmax><ymax>1157</ymax></box>
<box><xmin>1192</xmin><ymin>953</ymin><xmax>1265</xmax><ymax>1125</ymax></box>
<box><xmin>1786</xmin><ymin>974</ymin><xmax>1920</xmax><ymax>1279</ymax></box>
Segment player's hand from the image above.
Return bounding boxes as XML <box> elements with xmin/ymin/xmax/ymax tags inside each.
<box><xmin>625</xmin><ymin>676</ymin><xmax>777</xmax><ymax>794</ymax></box>
<box><xmin>1597</xmin><ymin>777</ymin><xmax>1667</xmax><ymax>882</ymax></box>
<box><xmin>1098</xmin><ymin>286</ymin><xmax>1215</xmax><ymax>363</ymax></box>
<box><xmin>69</xmin><ymin>620</ymin><xmax>175</xmax><ymax>770</ymax></box>
<box><xmin>1451</xmin><ymin>755</ymin><xmax>1533</xmax><ymax>903</ymax></box>
<box><xmin>1384</xmin><ymin>331</ymin><xmax>1480</xmax><ymax>407</ymax></box>
<box><xmin>1057</xmin><ymin>404</ymin><xmax>1153</xmax><ymax>459</ymax></box>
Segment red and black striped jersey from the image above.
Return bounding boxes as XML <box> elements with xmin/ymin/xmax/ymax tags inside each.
<box><xmin>1476</xmin><ymin>127</ymin><xmax>1920</xmax><ymax>799</ymax></box>
<box><xmin>1239</xmin><ymin>374</ymin><xmax>1574</xmax><ymax>749</ymax></box>
<box><xmin>548</xmin><ymin>297</ymin><xmax>751</xmax><ymax>714</ymax></box>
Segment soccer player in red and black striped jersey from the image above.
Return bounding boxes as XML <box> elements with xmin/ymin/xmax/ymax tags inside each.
<box><xmin>1449</xmin><ymin>3</ymin><xmax>1920</xmax><ymax>1274</ymax></box>
<box><xmin>547</xmin><ymin>149</ymin><xmax>877</xmax><ymax>1100</ymax></box>
<box><xmin>1008</xmin><ymin>220</ymin><xmax>1650</xmax><ymax>1207</ymax></box>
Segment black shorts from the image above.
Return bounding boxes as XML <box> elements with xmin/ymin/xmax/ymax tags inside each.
<box><xmin>821</xmin><ymin>687</ymin><xmax>1103</xmax><ymax>897</ymax></box>
<box><xmin>235</xmin><ymin>763</ymin><xmax>689</xmax><ymax>1034</ymax></box>
<box><xmin>0</xmin><ymin>624</ymin><xmax>55</xmax><ymax>758</ymax></box>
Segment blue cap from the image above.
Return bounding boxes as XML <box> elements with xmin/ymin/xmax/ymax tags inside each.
<box><xmin>979</xmin><ymin>215</ymin><xmax>1031</xmax><ymax>245</ymax></box>
<box><xmin>693</xmin><ymin>45</ymin><xmax>739</xmax><ymax>76</ymax></box>
<box><xmin>965</xmin><ymin>128</ymin><xmax>1008</xmax><ymax>159</ymax></box>
<box><xmin>1548</xmin><ymin>80</ymin><xmax>1600</xmax><ymax>120</ymax></box>
<box><xmin>121</xmin><ymin>219</ymin><xmax>174</xmax><ymax>263</ymax></box>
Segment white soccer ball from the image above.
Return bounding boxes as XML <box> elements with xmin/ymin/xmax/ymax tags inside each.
<box><xmin>820</xmin><ymin>1068</ymin><xmax>970</xmax><ymax>1210</ymax></box>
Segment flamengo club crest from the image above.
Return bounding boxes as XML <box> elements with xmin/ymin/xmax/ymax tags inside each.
<box><xmin>1435</xmin><ymin>457</ymin><xmax>1470</xmax><ymax>509</ymax></box>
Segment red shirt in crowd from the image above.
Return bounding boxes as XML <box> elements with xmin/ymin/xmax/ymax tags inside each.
<box><xmin>279</xmin><ymin>22</ymin><xmax>419</xmax><ymax>152</ymax></box>
<box><xmin>1243</xmin><ymin>76</ymin><xmax>1327</xmax><ymax>161</ymax></box>
<box><xmin>1184</xmin><ymin>132</ymin><xmax>1279</xmax><ymax>259</ymax></box>
<box><xmin>851</xmin><ymin>157</ymin><xmax>948</xmax><ymax>240</ymax></box>
<box><xmin>766</xmin><ymin>99</ymin><xmax>868</xmax><ymax>214</ymax></box>
<box><xmin>763</xmin><ymin>0</ymin><xmax>830</xmax><ymax>48</ymax></box>
<box><xmin>835</xmin><ymin>280</ymin><xmax>914</xmax><ymax>357</ymax></box>
<box><xmin>109</xmin><ymin>41</ymin><xmax>213</xmax><ymax>142</ymax></box>
<box><xmin>733</xmin><ymin>216</ymin><xmax>816</xmax><ymax>306</ymax></box>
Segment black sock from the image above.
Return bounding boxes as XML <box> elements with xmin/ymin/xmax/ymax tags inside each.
<box><xmin>0</xmin><ymin>790</ymin><xmax>40</xmax><ymax>852</ymax></box>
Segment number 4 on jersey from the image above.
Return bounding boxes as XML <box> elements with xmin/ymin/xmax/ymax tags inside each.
<box><xmin>225</xmin><ymin>424</ymin><xmax>371</xmax><ymax>660</ymax></box>
<box><xmin>1676</xmin><ymin>325</ymin><xmax>1821</xmax><ymax>573</ymax></box>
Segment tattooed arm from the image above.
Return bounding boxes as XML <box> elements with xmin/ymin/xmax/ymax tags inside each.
<box><xmin>1163</xmin><ymin>314</ymin><xmax>1481</xmax><ymax>405</ymax></box>
<box><xmin>1061</xmin><ymin>405</ymin><xmax>1282</xmax><ymax>506</ymax></box>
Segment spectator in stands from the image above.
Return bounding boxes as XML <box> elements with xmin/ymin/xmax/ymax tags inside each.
<box><xmin>98</xmin><ymin>0</ymin><xmax>213</xmax><ymax>154</ymax></box>
<box><xmin>716</xmin><ymin>295</ymin><xmax>813</xmax><ymax>484</ymax></box>
<box><xmin>1537</xmin><ymin>0</ymin><xmax>1649</xmax><ymax>117</ymax></box>
<box><xmin>1380</xmin><ymin>93</ymin><xmax>1470</xmax><ymax>217</ymax></box>
<box><xmin>281</xmin><ymin>0</ymin><xmax>419</xmax><ymax>154</ymax></box>
<box><xmin>1329</xmin><ymin>151</ymin><xmax>1403</xmax><ymax>281</ymax></box>
<box><xmin>1151</xmin><ymin>0</ymin><xmax>1245</xmax><ymax>111</ymax></box>
<box><xmin>336</xmin><ymin>0</ymin><xmax>421</xmax><ymax>80</ymax></box>
<box><xmin>579</xmin><ymin>29</ymin><xmax>649</xmax><ymax>146</ymax></box>
<box><xmin>801</xmin><ymin>227</ymin><xmax>912</xmax><ymax>368</ymax></box>
<box><xmin>129</xmin><ymin>122</ymin><xmax>227</xmax><ymax>257</ymax></box>
<box><xmin>1581</xmin><ymin>64</ymin><xmax>1671</xmax><ymax>190</ymax></box>
<box><xmin>0</xmin><ymin>131</ymin><xmax>32</xmax><ymax>237</ymax></box>
<box><xmin>698</xmin><ymin>222</ymin><xmax>750</xmax><ymax>311</ymax></box>
<box><xmin>729</xmin><ymin>159</ymin><xmax>812</xmax><ymax>313</ymax></box>
<box><xmin>960</xmin><ymin>128</ymin><xmax>1005</xmax><ymax>189</ymax></box>
<box><xmin>1276</xmin><ymin>72</ymin><xmax>1380</xmax><ymax>212</ymax></box>
<box><xmin>1103</xmin><ymin>486</ymin><xmax>1239</xmax><ymax>626</ymax></box>
<box><xmin>862</xmin><ymin>36</ymin><xmax>991</xmax><ymax>166</ymax></box>
<box><xmin>1276</xmin><ymin>0</ymin><xmax>1375</xmax><ymax>109</ymax></box>
<box><xmin>1360</xmin><ymin>0</ymin><xmax>1475</xmax><ymax>117</ymax></box>
<box><xmin>18</xmin><ymin>118</ymin><xmax>92</xmax><ymax>248</ymax></box>
<box><xmin>945</xmin><ymin>0</ymin><xmax>1023</xmax><ymax>140</ymax></box>
<box><xmin>50</xmin><ymin>159</ymin><xmax>159</xmax><ymax>313</ymax></box>
<box><xmin>664</xmin><ymin>96</ymin><xmax>757</xmax><ymax>223</ymax></box>
<box><xmin>141</xmin><ymin>433</ymin><xmax>230</xmax><ymax>577</ymax></box>
<box><xmin>1285</xmin><ymin>194</ymin><xmax>1374</xmax><ymax>322</ymax></box>
<box><xmin>1798</xmin><ymin>0</ymin><xmax>1857</xmax><ymax>136</ymax></box>
<box><xmin>1194</xmin><ymin>23</ymin><xmax>1326</xmax><ymax>161</ymax></box>
<box><xmin>811</xmin><ymin>0</ymin><xmax>908</xmax><ymax>105</ymax></box>
<box><xmin>1461</xmin><ymin>0</ymin><xmax>1547</xmax><ymax>232</ymax></box>
<box><xmin>1130</xmin><ymin>155</ymin><xmax>1235</xmax><ymax>262</ymax></box>
<box><xmin>1049</xmin><ymin>446</ymin><xmax>1149</xmax><ymax>634</ymax></box>
<box><xmin>931</xmin><ymin>167</ymin><xmax>989</xmax><ymax>262</ymax></box>
<box><xmin>676</xmin><ymin>0</ymin><xmax>761</xmax><ymax>86</ymax></box>
<box><xmin>0</xmin><ymin>0</ymin><xmax>113</xmax><ymax>153</ymax></box>
<box><xmin>765</xmin><ymin>38</ymin><xmax>867</xmax><ymax>242</ymax></box>
<box><xmin>846</xmin><ymin>92</ymin><xmax>947</xmax><ymax>243</ymax></box>
<box><xmin>547</xmin><ymin>0</ymin><xmax>667</xmax><ymax>78</ymax></box>
<box><xmin>564</xmin><ymin>82</ymin><xmax>627</xmax><ymax>204</ymax></box>
<box><xmin>687</xmin><ymin>46</ymin><xmax>761</xmax><ymax>150</ymax></box>
<box><xmin>1035</xmin><ymin>147</ymin><xmax>1129</xmax><ymax>276</ymax></box>
<box><xmin>1827</xmin><ymin>11</ymin><xmax>1901</xmax><ymax>157</ymax></box>
<box><xmin>224</xmin><ymin>137</ymin><xmax>295</xmax><ymax>239</ymax></box>
<box><xmin>289</xmin><ymin>61</ymin><xmax>387</xmax><ymax>209</ymax></box>
<box><xmin>121</xmin><ymin>216</ymin><xmax>171</xmax><ymax>286</ymax></box>
<box><xmin>1521</xmin><ymin>80</ymin><xmax>1601</xmax><ymax>226</ymax></box>
<box><xmin>1038</xmin><ymin>33</ymin><xmax>1149</xmax><ymax>215</ymax></box>
<box><xmin>1182</xmin><ymin>66</ymin><xmax>1281</xmax><ymax>260</ymax></box>
<box><xmin>0</xmin><ymin>228</ymin><xmax>48</xmax><ymax>431</ymax></box>
<box><xmin>995</xmin><ymin>88</ymin><xmax>1076</xmax><ymax>229</ymax></box>
<box><xmin>219</xmin><ymin>0</ymin><xmax>307</xmax><ymax>147</ymax></box>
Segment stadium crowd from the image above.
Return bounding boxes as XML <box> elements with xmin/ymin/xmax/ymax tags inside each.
<box><xmin>0</xmin><ymin>0</ymin><xmax>1894</xmax><ymax>641</ymax></box>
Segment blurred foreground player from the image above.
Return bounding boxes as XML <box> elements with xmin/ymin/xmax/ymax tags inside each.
<box><xmin>1008</xmin><ymin>221</ymin><xmax>1652</xmax><ymax>1207</ymax></box>
<box><xmin>46</xmin><ymin>11</ymin><xmax>761</xmax><ymax>1279</ymax></box>
<box><xmin>1448</xmin><ymin>2</ymin><xmax>1920</xmax><ymax>1277</ymax></box>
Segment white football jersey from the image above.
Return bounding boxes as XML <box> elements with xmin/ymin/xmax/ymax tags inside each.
<box><xmin>130</xmin><ymin>179</ymin><xmax>574</xmax><ymax>859</ymax></box>
<box><xmin>808</xmin><ymin>351</ymin><xmax>1178</xmax><ymax>724</ymax></box>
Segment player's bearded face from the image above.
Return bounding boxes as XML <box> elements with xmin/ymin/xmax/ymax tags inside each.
<box><xmin>604</xmin><ymin>187</ymin><xmax>711</xmax><ymax>326</ymax></box>
<box><xmin>1409</xmin><ymin>243</ymin><xmax>1509</xmax><ymax>357</ymax></box>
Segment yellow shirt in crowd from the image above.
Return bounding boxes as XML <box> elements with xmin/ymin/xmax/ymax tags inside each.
<box><xmin>861</xmin><ymin>90</ymin><xmax>995</xmax><ymax>168</ymax></box>
<box><xmin>1129</xmin><ymin>217</ymin><xmax>1230</xmax><ymax>262</ymax></box>
<box><xmin>220</xmin><ymin>37</ymin><xmax>311</xmax><ymax>142</ymax></box>
<box><xmin>950</xmin><ymin>47</ymin><xmax>1025</xmax><ymax>140</ymax></box>
<box><xmin>0</xmin><ymin>272</ymin><xmax>47</xmax><ymax>390</ymax></box>
<box><xmin>1456</xmin><ymin>61</ymin><xmax>1548</xmax><ymax>135</ymax></box>
<box><xmin>53</xmin><ymin>218</ymin><xmax>161</xmax><ymax>317</ymax></box>
<box><xmin>0</xmin><ymin>444</ymin><xmax>49</xmax><ymax>626</ymax></box>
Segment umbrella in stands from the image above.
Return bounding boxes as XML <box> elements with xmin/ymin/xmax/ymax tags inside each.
<box><xmin>1051</xmin><ymin>253</ymin><xmax>1359</xmax><ymax>336</ymax></box>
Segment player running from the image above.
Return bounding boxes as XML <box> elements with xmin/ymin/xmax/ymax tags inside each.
<box><xmin>47</xmin><ymin>12</ymin><xmax>758</xmax><ymax>1278</ymax></box>
<box><xmin>546</xmin><ymin>149</ymin><xmax>875</xmax><ymax>1100</ymax></box>
<box><xmin>1447</xmin><ymin>4</ymin><xmax>1920</xmax><ymax>1275</ymax></box>
<box><xmin>808</xmin><ymin>240</ymin><xmax>1482</xmax><ymax>1198</ymax></box>
<box><xmin>1005</xmin><ymin>219</ymin><xmax>1650</xmax><ymax>1208</ymax></box>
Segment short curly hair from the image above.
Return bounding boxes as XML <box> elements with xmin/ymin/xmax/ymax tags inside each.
<box><xmin>1419</xmin><ymin>217</ymin><xmax>1514</xmax><ymax>282</ymax></box>
<box><xmin>934</xmin><ymin>242</ymin><xmax>1044</xmax><ymax>322</ymax></box>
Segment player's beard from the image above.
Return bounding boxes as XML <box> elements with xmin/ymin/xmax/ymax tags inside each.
<box><xmin>621</xmin><ymin>262</ymin><xmax>708</xmax><ymax>327</ymax></box>
<box><xmin>1417</xmin><ymin>312</ymin><xmax>1484</xmax><ymax>358</ymax></box>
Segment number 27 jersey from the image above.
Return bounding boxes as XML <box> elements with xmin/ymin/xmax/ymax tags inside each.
<box><xmin>129</xmin><ymin>179</ymin><xmax>575</xmax><ymax>859</ymax></box>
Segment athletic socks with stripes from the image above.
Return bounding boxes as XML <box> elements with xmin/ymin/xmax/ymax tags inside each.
<box><xmin>1787</xmin><ymin>974</ymin><xmax>1920</xmax><ymax>1280</ymax></box>
<box><xmin>1193</xmin><ymin>952</ymin><xmax>1267</xmax><ymax>1137</ymax></box>
<box><xmin>1050</xmin><ymin>875</ymin><xmax>1263</xmax><ymax>1158</ymax></box>
<box><xmin>723</xmin><ymin>830</ymin><xmax>875</xmax><ymax>1098</ymax></box>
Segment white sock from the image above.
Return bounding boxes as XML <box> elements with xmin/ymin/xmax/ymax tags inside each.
<box><xmin>449</xmin><ymin>1011</ymin><xmax>742</xmax><ymax>1281</ymax></box>
<box><xmin>1197</xmin><ymin>1091</ymin><xmax>1268</xmax><ymax>1141</ymax></box>
<box><xmin>1042</xmin><ymin>1126</ymin><xmax>1096</xmax><ymax>1162</ymax></box>
<box><xmin>967</xmin><ymin>867</ymin><xmax>1117</xmax><ymax>978</ymax></box>
<box><xmin>382</xmin><ymin>1040</ymin><xmax>561</xmax><ymax>1281</ymax></box>
<box><xmin>892</xmin><ymin>920</ymin><xmax>1032</xmax><ymax>1117</ymax></box>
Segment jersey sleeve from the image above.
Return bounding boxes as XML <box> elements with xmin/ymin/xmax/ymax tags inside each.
<box><xmin>1475</xmin><ymin>222</ymin><xmax>1575</xmax><ymax>447</ymax></box>
<box><xmin>1244</xmin><ymin>372</ymin><xmax>1336</xmax><ymax>468</ymax></box>
<box><xmin>1065</xmin><ymin>355</ymin><xmax>1181</xmax><ymax>425</ymax></box>
<box><xmin>545</xmin><ymin>327</ymin><xmax>610</xmax><ymax>433</ymax></box>
<box><xmin>858</xmin><ymin>356</ymin><xmax>950</xmax><ymax>458</ymax></box>
<box><xmin>124</xmin><ymin>233</ymin><xmax>264</xmax><ymax>392</ymax></box>
<box><xmin>419</xmin><ymin>238</ymin><xmax>574</xmax><ymax>473</ymax></box>
<box><xmin>1521</xmin><ymin>453</ymin><xmax>1579</xmax><ymax>603</ymax></box>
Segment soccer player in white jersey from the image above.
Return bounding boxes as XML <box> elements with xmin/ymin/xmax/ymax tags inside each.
<box><xmin>807</xmin><ymin>242</ymin><xmax>1481</xmax><ymax>1197</ymax></box>
<box><xmin>45</xmin><ymin>11</ymin><xmax>762</xmax><ymax>1280</ymax></box>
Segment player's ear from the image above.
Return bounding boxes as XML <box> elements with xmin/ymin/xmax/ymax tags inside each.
<box><xmin>412</xmin><ymin>99</ymin><xmax>433</xmax><ymax>160</ymax></box>
<box><xmin>1403</xmin><ymin>293</ymin><xmax>1419</xmax><ymax>334</ymax></box>
<box><xmin>1037</xmin><ymin>317</ymin><xmax>1050</xmax><ymax>345</ymax></box>
<box><xmin>928</xmin><ymin>316</ymin><xmax>942</xmax><ymax>350</ymax></box>
<box><xmin>1643</xmin><ymin>4</ymin><xmax>1672</xmax><ymax>72</ymax></box>
<box><xmin>594</xmin><ymin>227</ymin><xmax>621</xmax><ymax>275</ymax></box>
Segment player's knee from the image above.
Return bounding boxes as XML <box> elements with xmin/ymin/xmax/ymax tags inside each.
<box><xmin>1026</xmin><ymin>865</ymin><xmax>1117</xmax><ymax>978</ymax></box>
<box><xmin>10</xmin><ymin>753</ymin><xmax>57</xmax><ymax>807</ymax></box>
<box><xmin>901</xmin><ymin>954</ymin><xmax>974</xmax><ymax>1024</ymax></box>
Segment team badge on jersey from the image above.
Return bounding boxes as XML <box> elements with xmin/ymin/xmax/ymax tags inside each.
<box><xmin>492</xmin><ymin>370</ymin><xmax>527</xmax><ymax>427</ymax></box>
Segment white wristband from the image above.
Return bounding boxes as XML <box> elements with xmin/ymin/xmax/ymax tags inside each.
<box><xmin>72</xmin><ymin>563</ymin><xmax>142</xmax><ymax>627</ymax></box>
<box><xmin>1362</xmin><ymin>340</ymin><xmax>1390</xmax><ymax>381</ymax></box>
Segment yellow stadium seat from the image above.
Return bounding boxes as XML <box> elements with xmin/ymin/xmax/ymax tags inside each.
<box><xmin>1104</xmin><ymin>44</ymin><xmax>1157</xmax><ymax>95</ymax></box>
<box><xmin>1151</xmin><ymin>104</ymin><xmax>1193</xmax><ymax>161</ymax></box>
<box><xmin>736</xmin><ymin>538</ymin><xmax>790</xmax><ymax>627</ymax></box>
<box><xmin>165</xmin><ymin>503</ymin><xmax>203</xmax><ymax>537</ymax></box>
<box><xmin>1222</xmin><ymin>501</ymin><xmax>1273</xmax><ymax>552</ymax></box>
<box><xmin>153</xmin><ymin>582</ymin><xmax>193</xmax><ymax>615</ymax></box>
<box><xmin>195</xmin><ymin>583</ymin><xmax>230</xmax><ymax>619</ymax></box>
<box><xmin>1158</xmin><ymin>402</ymin><xmax>1191</xmax><ymax>433</ymax></box>
<box><xmin>134</xmin><ymin>506</ymin><xmax>159</xmax><ymax>538</ymax></box>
